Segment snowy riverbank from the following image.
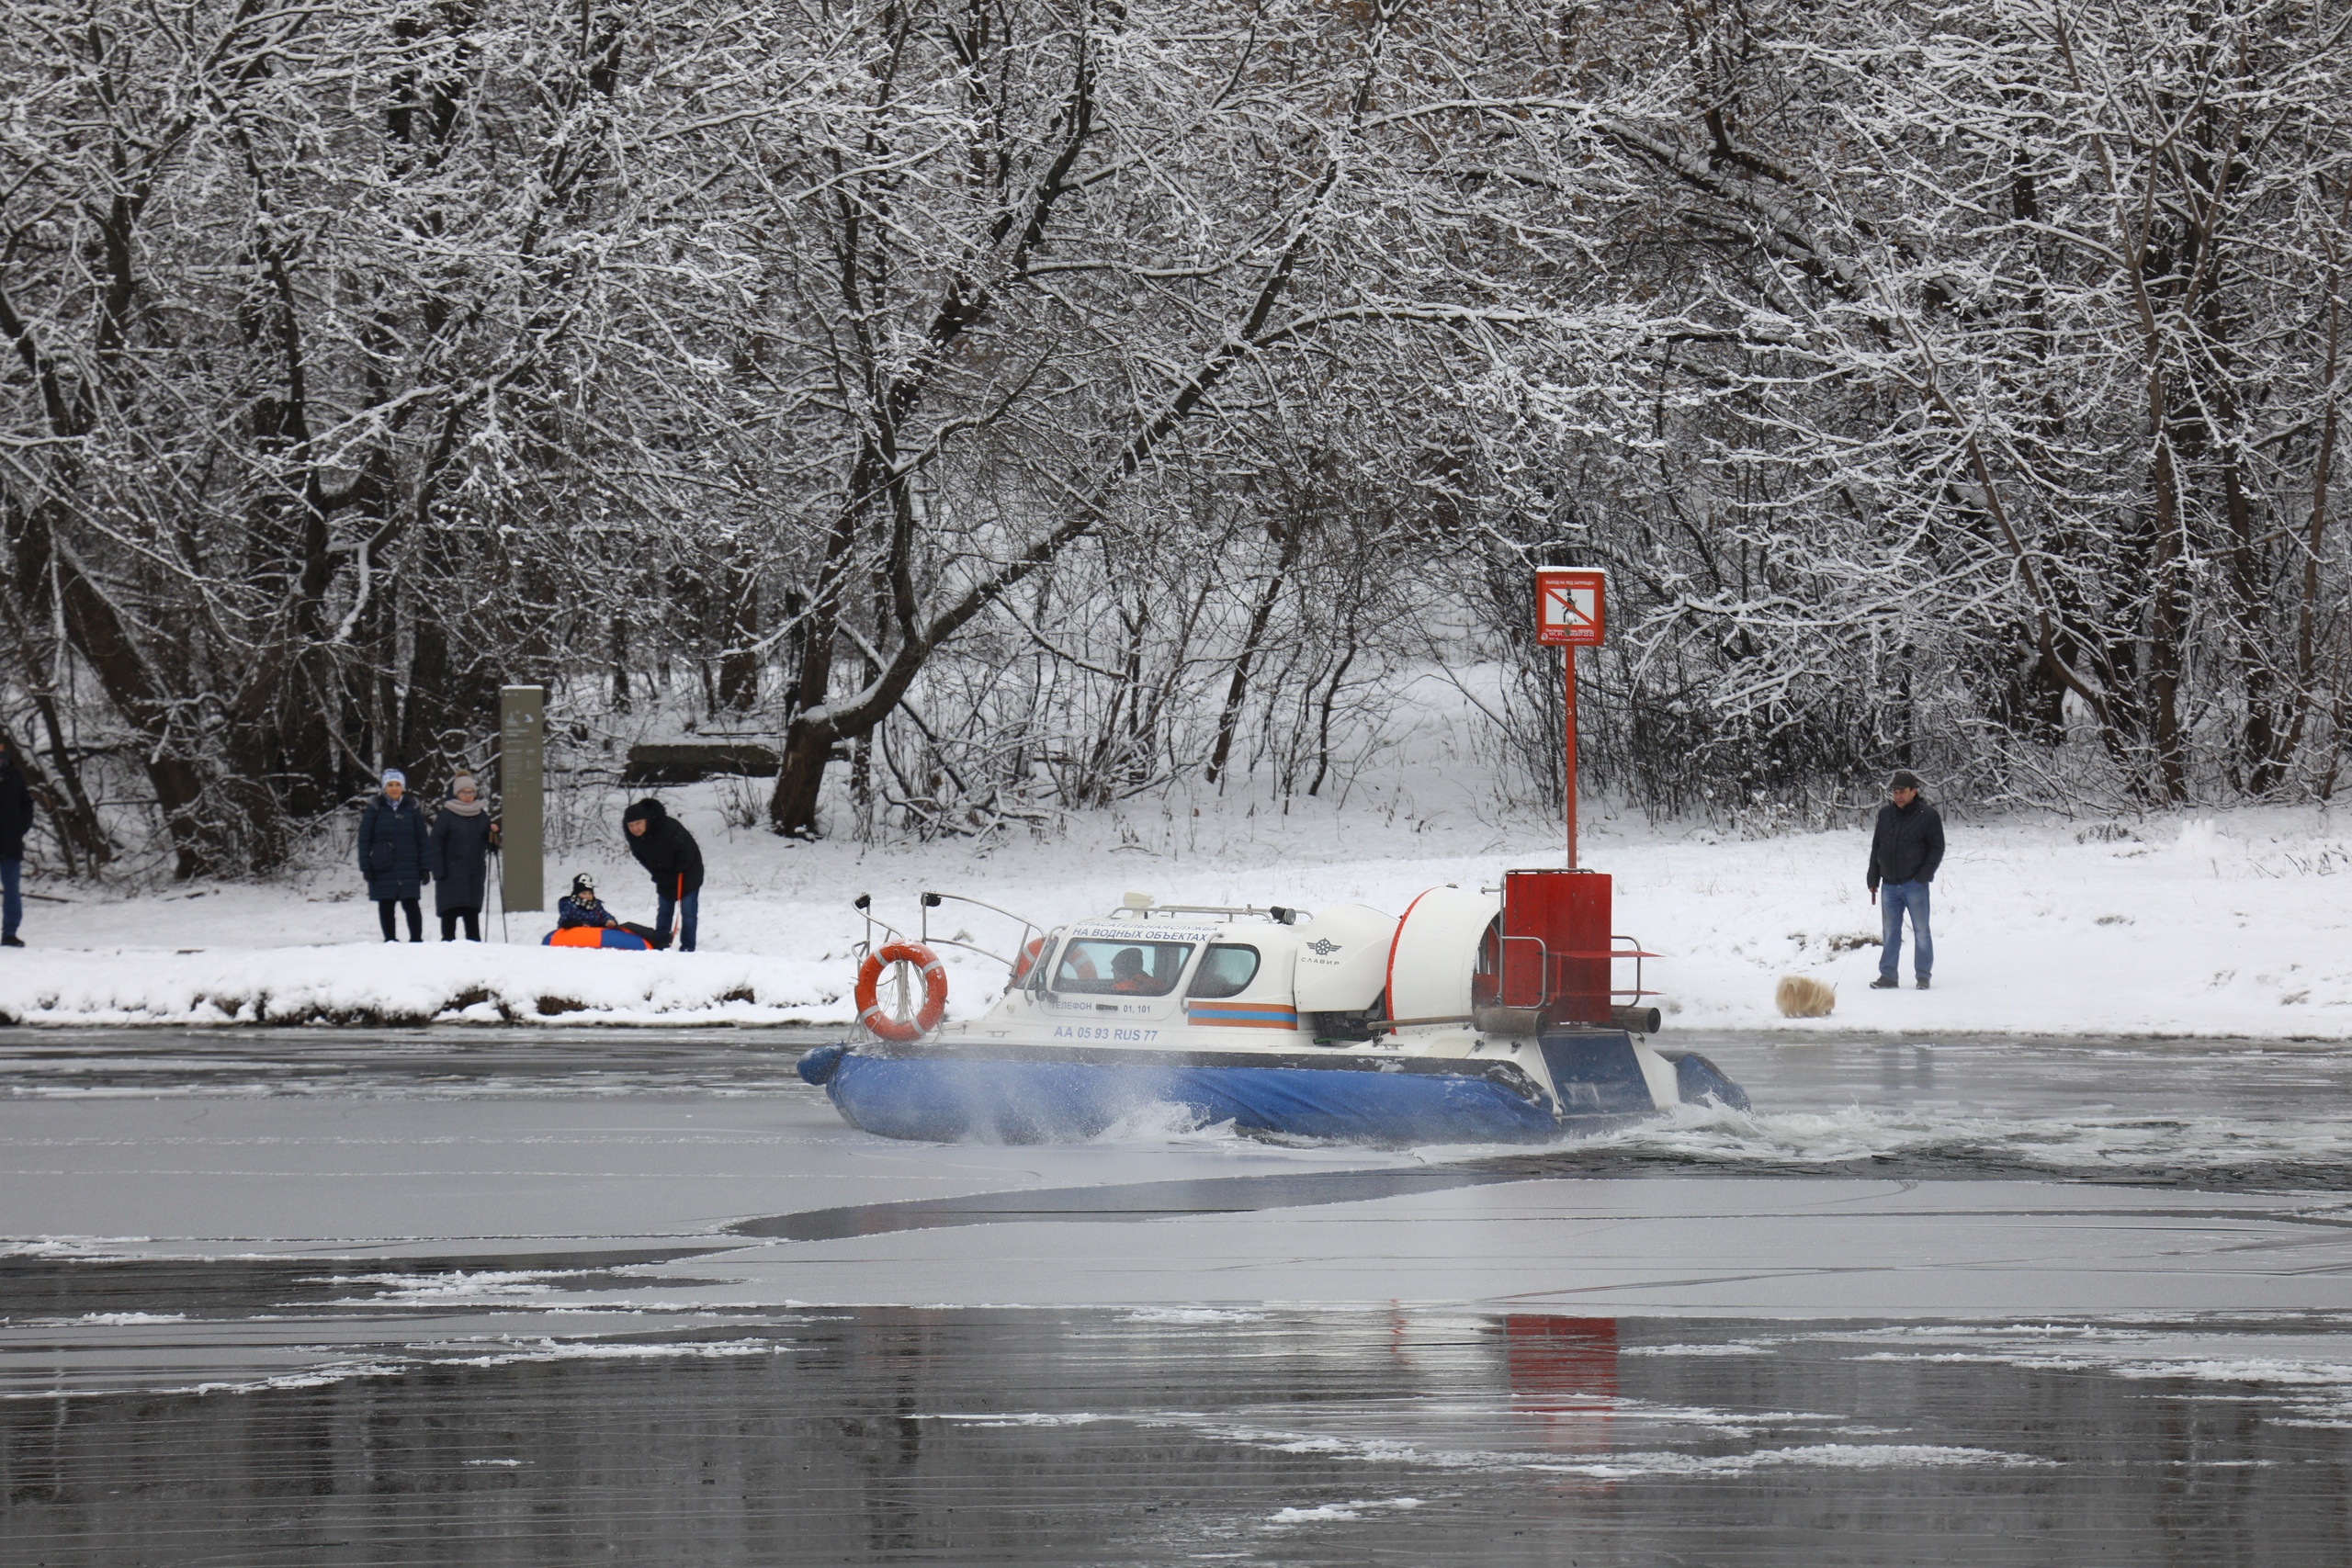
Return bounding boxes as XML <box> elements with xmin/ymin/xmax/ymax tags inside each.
<box><xmin>4</xmin><ymin>784</ymin><xmax>2351</xmax><ymax>1036</ymax></box>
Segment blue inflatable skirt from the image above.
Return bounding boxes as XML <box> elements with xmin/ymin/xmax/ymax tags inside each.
<box><xmin>541</xmin><ymin>927</ymin><xmax>652</xmax><ymax>951</ymax></box>
<box><xmin>810</xmin><ymin>1049</ymin><xmax>1579</xmax><ymax>1145</ymax></box>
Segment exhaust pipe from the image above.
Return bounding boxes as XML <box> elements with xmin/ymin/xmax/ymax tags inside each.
<box><xmin>1476</xmin><ymin>1003</ymin><xmax>1663</xmax><ymax>1035</ymax></box>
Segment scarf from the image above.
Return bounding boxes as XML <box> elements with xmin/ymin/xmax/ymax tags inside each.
<box><xmin>442</xmin><ymin>796</ymin><xmax>487</xmax><ymax>816</ymax></box>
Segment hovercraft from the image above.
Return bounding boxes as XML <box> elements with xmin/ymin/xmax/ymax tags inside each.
<box><xmin>797</xmin><ymin>870</ymin><xmax>1747</xmax><ymax>1145</ymax></box>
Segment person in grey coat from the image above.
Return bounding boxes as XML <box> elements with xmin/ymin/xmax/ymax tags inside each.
<box><xmin>429</xmin><ymin>773</ymin><xmax>499</xmax><ymax>942</ymax></box>
<box><xmin>357</xmin><ymin>769</ymin><xmax>431</xmax><ymax>942</ymax></box>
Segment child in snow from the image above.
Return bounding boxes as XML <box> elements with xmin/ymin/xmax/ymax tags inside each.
<box><xmin>557</xmin><ymin>873</ymin><xmax>616</xmax><ymax>930</ymax></box>
<box><xmin>557</xmin><ymin>874</ymin><xmax>664</xmax><ymax>947</ymax></box>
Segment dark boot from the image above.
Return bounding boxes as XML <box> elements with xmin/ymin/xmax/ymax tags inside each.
<box><xmin>1869</xmin><ymin>976</ymin><xmax>1898</xmax><ymax>989</ymax></box>
<box><xmin>1916</xmin><ymin>977</ymin><xmax>1931</xmax><ymax>990</ymax></box>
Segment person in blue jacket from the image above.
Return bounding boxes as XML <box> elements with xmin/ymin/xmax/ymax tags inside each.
<box><xmin>357</xmin><ymin>769</ymin><xmax>431</xmax><ymax>942</ymax></box>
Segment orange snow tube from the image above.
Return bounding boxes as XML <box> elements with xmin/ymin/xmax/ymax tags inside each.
<box><xmin>854</xmin><ymin>942</ymin><xmax>949</xmax><ymax>1042</ymax></box>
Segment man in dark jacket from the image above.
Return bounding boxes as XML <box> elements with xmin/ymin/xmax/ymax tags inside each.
<box><xmin>0</xmin><ymin>735</ymin><xmax>34</xmax><ymax>948</ymax></box>
<box><xmin>623</xmin><ymin>798</ymin><xmax>704</xmax><ymax>952</ymax></box>
<box><xmin>1866</xmin><ymin>768</ymin><xmax>1945</xmax><ymax>990</ymax></box>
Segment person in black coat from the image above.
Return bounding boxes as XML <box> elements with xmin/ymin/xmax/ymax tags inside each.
<box><xmin>623</xmin><ymin>797</ymin><xmax>704</xmax><ymax>952</ymax></box>
<box><xmin>0</xmin><ymin>735</ymin><xmax>34</xmax><ymax>949</ymax></box>
<box><xmin>357</xmin><ymin>769</ymin><xmax>431</xmax><ymax>942</ymax></box>
<box><xmin>429</xmin><ymin>773</ymin><xmax>499</xmax><ymax>942</ymax></box>
<box><xmin>1866</xmin><ymin>769</ymin><xmax>1946</xmax><ymax>990</ymax></box>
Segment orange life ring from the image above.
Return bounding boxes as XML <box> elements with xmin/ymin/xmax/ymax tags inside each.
<box><xmin>854</xmin><ymin>942</ymin><xmax>949</xmax><ymax>1042</ymax></box>
<box><xmin>1008</xmin><ymin>936</ymin><xmax>1046</xmax><ymax>989</ymax></box>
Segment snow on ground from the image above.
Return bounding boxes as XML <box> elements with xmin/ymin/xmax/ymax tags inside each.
<box><xmin>6</xmin><ymin>772</ymin><xmax>2352</xmax><ymax>1037</ymax></box>
<box><xmin>4</xmin><ymin>662</ymin><xmax>2352</xmax><ymax>1037</ymax></box>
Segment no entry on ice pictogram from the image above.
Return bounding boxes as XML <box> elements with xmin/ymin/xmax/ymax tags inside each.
<box><xmin>1534</xmin><ymin>568</ymin><xmax>1607</xmax><ymax>647</ymax></box>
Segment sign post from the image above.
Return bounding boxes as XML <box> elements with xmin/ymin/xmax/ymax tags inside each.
<box><xmin>1533</xmin><ymin>569</ymin><xmax>1607</xmax><ymax>869</ymax></box>
<box><xmin>498</xmin><ymin>685</ymin><xmax>547</xmax><ymax>914</ymax></box>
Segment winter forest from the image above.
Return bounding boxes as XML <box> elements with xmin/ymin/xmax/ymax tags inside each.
<box><xmin>3</xmin><ymin>0</ymin><xmax>2349</xmax><ymax>879</ymax></box>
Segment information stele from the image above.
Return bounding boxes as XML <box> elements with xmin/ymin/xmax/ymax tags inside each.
<box><xmin>1534</xmin><ymin>567</ymin><xmax>1607</xmax><ymax>647</ymax></box>
<box><xmin>499</xmin><ymin>685</ymin><xmax>546</xmax><ymax>912</ymax></box>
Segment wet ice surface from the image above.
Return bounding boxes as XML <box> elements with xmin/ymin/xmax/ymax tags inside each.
<box><xmin>15</xmin><ymin>1307</ymin><xmax>2352</xmax><ymax>1565</ymax></box>
<box><xmin>9</xmin><ymin>1027</ymin><xmax>2352</xmax><ymax>1562</ymax></box>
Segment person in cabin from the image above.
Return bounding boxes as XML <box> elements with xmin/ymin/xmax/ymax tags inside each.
<box><xmin>1866</xmin><ymin>768</ymin><xmax>1946</xmax><ymax>991</ymax></box>
<box><xmin>356</xmin><ymin>769</ymin><xmax>431</xmax><ymax>942</ymax></box>
<box><xmin>1110</xmin><ymin>948</ymin><xmax>1152</xmax><ymax>993</ymax></box>
<box><xmin>622</xmin><ymin>798</ymin><xmax>704</xmax><ymax>953</ymax></box>
<box><xmin>0</xmin><ymin>734</ymin><xmax>34</xmax><ymax>949</ymax></box>
<box><xmin>429</xmin><ymin>773</ymin><xmax>499</xmax><ymax>942</ymax></box>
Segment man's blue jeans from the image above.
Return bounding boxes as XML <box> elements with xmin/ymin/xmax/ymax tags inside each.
<box><xmin>655</xmin><ymin>886</ymin><xmax>698</xmax><ymax>953</ymax></box>
<box><xmin>0</xmin><ymin>858</ymin><xmax>18</xmax><ymax>940</ymax></box>
<box><xmin>1879</xmin><ymin>880</ymin><xmax>1931</xmax><ymax>981</ymax></box>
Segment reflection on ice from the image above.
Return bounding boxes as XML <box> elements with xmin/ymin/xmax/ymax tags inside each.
<box><xmin>1263</xmin><ymin>1496</ymin><xmax>1424</xmax><ymax>1525</ymax></box>
<box><xmin>1541</xmin><ymin>1442</ymin><xmax>2055</xmax><ymax>1477</ymax></box>
<box><xmin>1119</xmin><ymin>1307</ymin><xmax>1268</xmax><ymax>1325</ymax></box>
<box><xmin>320</xmin><ymin>1269</ymin><xmax>582</xmax><ymax>1304</ymax></box>
<box><xmin>1845</xmin><ymin>1322</ymin><xmax>2352</xmax><ymax>1430</ymax></box>
<box><xmin>10</xmin><ymin>1306</ymin><xmax>2352</xmax><ymax>1564</ymax></box>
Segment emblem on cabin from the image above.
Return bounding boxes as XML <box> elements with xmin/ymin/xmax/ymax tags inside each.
<box><xmin>1306</xmin><ymin>939</ymin><xmax>1340</xmax><ymax>955</ymax></box>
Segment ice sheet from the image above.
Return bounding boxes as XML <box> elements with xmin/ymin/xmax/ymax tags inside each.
<box><xmin>14</xmin><ymin>1024</ymin><xmax>2352</xmax><ymax>1562</ymax></box>
<box><xmin>650</xmin><ymin>1176</ymin><xmax>2352</xmax><ymax>1314</ymax></box>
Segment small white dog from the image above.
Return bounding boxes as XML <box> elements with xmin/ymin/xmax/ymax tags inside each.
<box><xmin>1775</xmin><ymin>976</ymin><xmax>1837</xmax><ymax>1018</ymax></box>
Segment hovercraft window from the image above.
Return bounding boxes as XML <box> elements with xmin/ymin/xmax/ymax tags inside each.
<box><xmin>1186</xmin><ymin>943</ymin><xmax>1261</xmax><ymax>999</ymax></box>
<box><xmin>1052</xmin><ymin>939</ymin><xmax>1195</xmax><ymax>997</ymax></box>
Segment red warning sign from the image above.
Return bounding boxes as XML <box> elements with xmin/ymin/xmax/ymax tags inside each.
<box><xmin>1534</xmin><ymin>568</ymin><xmax>1606</xmax><ymax>647</ymax></box>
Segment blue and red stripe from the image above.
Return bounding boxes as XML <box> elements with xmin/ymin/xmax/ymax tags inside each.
<box><xmin>1185</xmin><ymin>1000</ymin><xmax>1300</xmax><ymax>1030</ymax></box>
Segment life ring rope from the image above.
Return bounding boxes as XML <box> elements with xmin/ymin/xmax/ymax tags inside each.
<box><xmin>854</xmin><ymin>942</ymin><xmax>949</xmax><ymax>1042</ymax></box>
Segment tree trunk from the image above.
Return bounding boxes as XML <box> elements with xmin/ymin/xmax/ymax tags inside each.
<box><xmin>1205</xmin><ymin>519</ymin><xmax>1302</xmax><ymax>787</ymax></box>
<box><xmin>718</xmin><ymin>548</ymin><xmax>761</xmax><ymax>711</ymax></box>
<box><xmin>611</xmin><ymin>614</ymin><xmax>632</xmax><ymax>712</ymax></box>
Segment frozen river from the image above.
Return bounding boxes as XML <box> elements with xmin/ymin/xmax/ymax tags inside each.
<box><xmin>8</xmin><ymin>1026</ymin><xmax>2352</xmax><ymax>1562</ymax></box>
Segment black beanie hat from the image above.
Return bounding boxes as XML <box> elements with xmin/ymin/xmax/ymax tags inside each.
<box><xmin>1889</xmin><ymin>769</ymin><xmax>1923</xmax><ymax>792</ymax></box>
